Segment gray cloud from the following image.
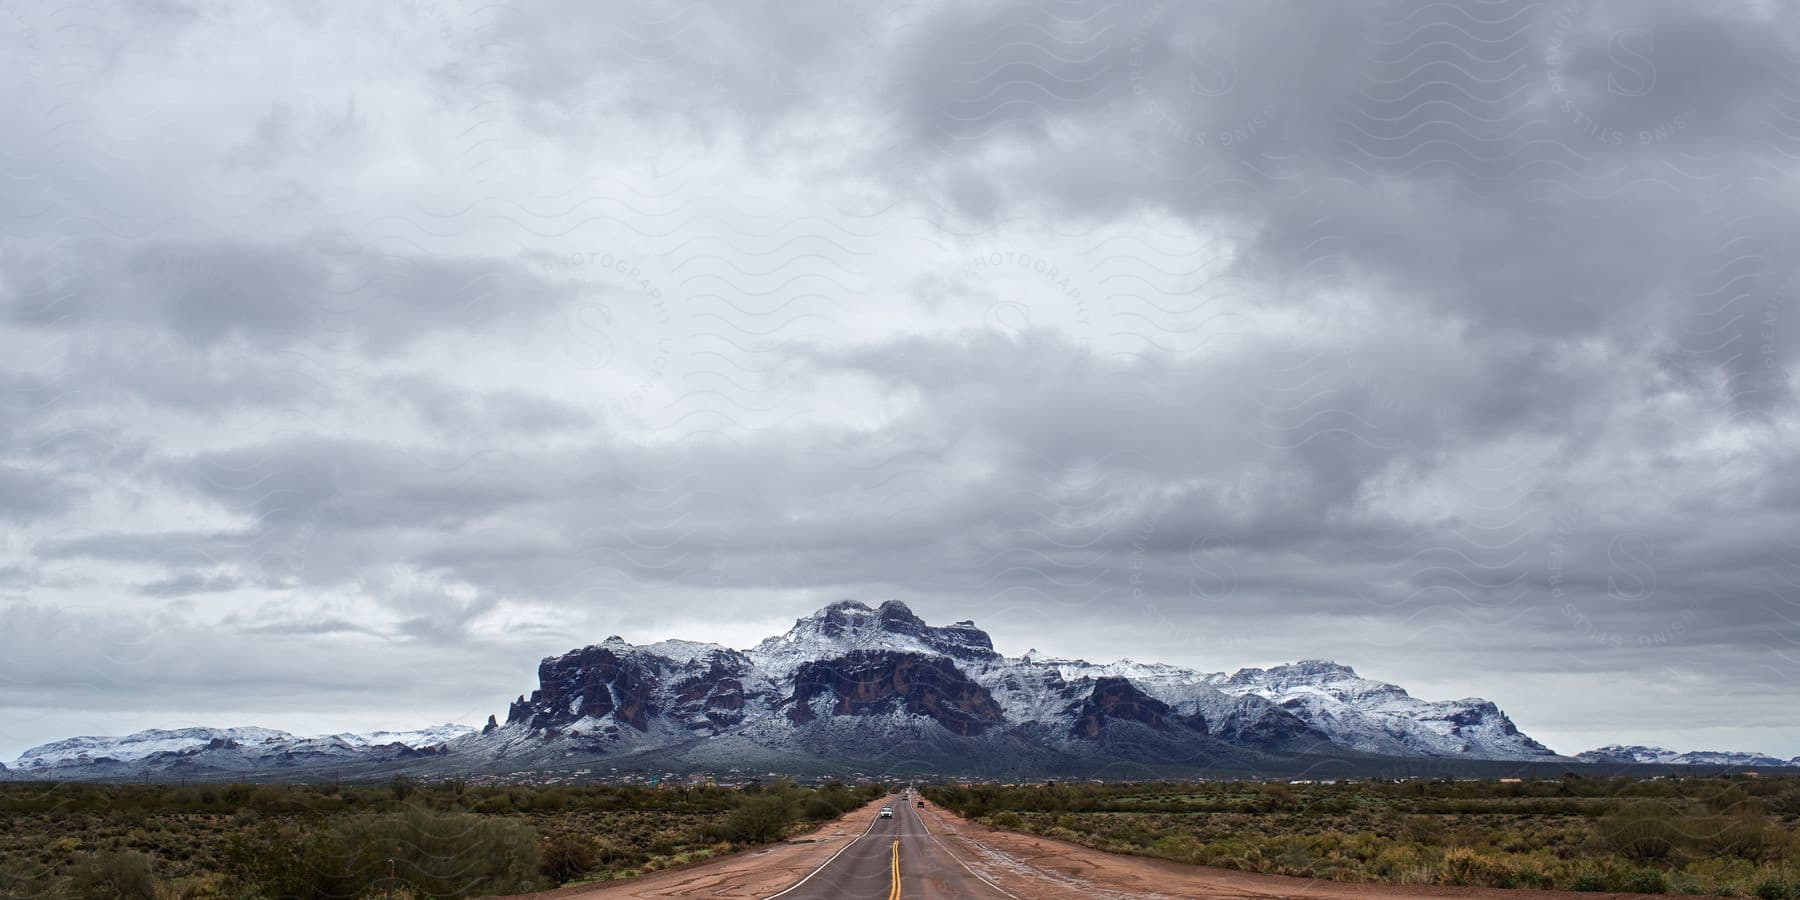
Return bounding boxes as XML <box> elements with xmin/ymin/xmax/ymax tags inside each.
<box><xmin>0</xmin><ymin>467</ymin><xmax>77</xmax><ymax>521</ymax></box>
<box><xmin>3</xmin><ymin>237</ymin><xmax>580</xmax><ymax>351</ymax></box>
<box><xmin>0</xmin><ymin>0</ymin><xmax>1795</xmax><ymax>759</ymax></box>
<box><xmin>135</xmin><ymin>570</ymin><xmax>247</xmax><ymax>598</ymax></box>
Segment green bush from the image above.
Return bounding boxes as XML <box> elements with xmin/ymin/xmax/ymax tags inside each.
<box><xmin>801</xmin><ymin>796</ymin><xmax>843</xmax><ymax>821</ymax></box>
<box><xmin>1567</xmin><ymin>869</ymin><xmax>1609</xmax><ymax>892</ymax></box>
<box><xmin>1150</xmin><ymin>834</ymin><xmax>1200</xmax><ymax>863</ymax></box>
<box><xmin>1598</xmin><ymin>801</ymin><xmax>1680</xmax><ymax>862</ymax></box>
<box><xmin>66</xmin><ymin>850</ymin><xmax>156</xmax><ymax>900</ymax></box>
<box><xmin>540</xmin><ymin>831</ymin><xmax>598</xmax><ymax>883</ymax></box>
<box><xmin>223</xmin><ymin>806</ymin><xmax>541</xmax><ymax>898</ymax></box>
<box><xmin>1703</xmin><ymin>815</ymin><xmax>1790</xmax><ymax>863</ymax></box>
<box><xmin>1753</xmin><ymin>877</ymin><xmax>1794</xmax><ymax>900</ymax></box>
<box><xmin>1622</xmin><ymin>867</ymin><xmax>1668</xmax><ymax>894</ymax></box>
<box><xmin>718</xmin><ymin>794</ymin><xmax>794</xmax><ymax>844</ymax></box>
<box><xmin>1439</xmin><ymin>846</ymin><xmax>1515</xmax><ymax>887</ymax></box>
<box><xmin>1666</xmin><ymin>872</ymin><xmax>1706</xmax><ymax>895</ymax></box>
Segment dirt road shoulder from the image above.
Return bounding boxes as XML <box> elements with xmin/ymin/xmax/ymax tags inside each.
<box><xmin>512</xmin><ymin>798</ymin><xmax>889</xmax><ymax>899</ymax></box>
<box><xmin>920</xmin><ymin>804</ymin><xmax>1670</xmax><ymax>900</ymax></box>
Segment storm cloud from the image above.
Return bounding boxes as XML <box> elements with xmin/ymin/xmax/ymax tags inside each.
<box><xmin>0</xmin><ymin>0</ymin><xmax>1796</xmax><ymax>759</ymax></box>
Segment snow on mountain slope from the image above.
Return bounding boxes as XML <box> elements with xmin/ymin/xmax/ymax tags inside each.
<box><xmin>746</xmin><ymin>599</ymin><xmax>998</xmax><ymax>678</ymax></box>
<box><xmin>641</xmin><ymin>639</ymin><xmax>734</xmax><ymax>664</ymax></box>
<box><xmin>14</xmin><ymin>727</ymin><xmax>293</xmax><ymax>766</ymax></box>
<box><xmin>1576</xmin><ymin>745</ymin><xmax>1800</xmax><ymax>767</ymax></box>
<box><xmin>335</xmin><ymin>724</ymin><xmax>475</xmax><ymax>748</ymax></box>
<box><xmin>1204</xmin><ymin>660</ymin><xmax>1557</xmax><ymax>760</ymax></box>
<box><xmin>10</xmin><ymin>724</ymin><xmax>473</xmax><ymax>770</ymax></box>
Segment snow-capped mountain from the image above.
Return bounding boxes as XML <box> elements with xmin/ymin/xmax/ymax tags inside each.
<box><xmin>481</xmin><ymin>600</ymin><xmax>1552</xmax><ymax>771</ymax></box>
<box><xmin>30</xmin><ymin>599</ymin><xmax>1789</xmax><ymax>781</ymax></box>
<box><xmin>1575</xmin><ymin>745</ymin><xmax>1800</xmax><ymax>768</ymax></box>
<box><xmin>8</xmin><ymin>724</ymin><xmax>472</xmax><ymax>774</ymax></box>
<box><xmin>1203</xmin><ymin>660</ymin><xmax>1555</xmax><ymax>759</ymax></box>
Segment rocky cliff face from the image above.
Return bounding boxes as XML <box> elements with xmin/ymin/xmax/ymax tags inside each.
<box><xmin>787</xmin><ymin>650</ymin><xmax>1005</xmax><ymax>735</ymax></box>
<box><xmin>1065</xmin><ymin>677</ymin><xmax>1204</xmax><ymax>739</ymax></box>
<box><xmin>506</xmin><ymin>639</ymin><xmax>769</xmax><ymax>739</ymax></box>
<box><xmin>509</xmin><ymin>642</ymin><xmax>664</xmax><ymax>732</ymax></box>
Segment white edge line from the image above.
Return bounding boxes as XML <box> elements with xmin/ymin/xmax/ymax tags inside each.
<box><xmin>914</xmin><ymin>803</ymin><xmax>1021</xmax><ymax>899</ymax></box>
<box><xmin>762</xmin><ymin>801</ymin><xmax>891</xmax><ymax>900</ymax></box>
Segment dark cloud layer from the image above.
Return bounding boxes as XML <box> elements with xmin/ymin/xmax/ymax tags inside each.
<box><xmin>0</xmin><ymin>0</ymin><xmax>1796</xmax><ymax>757</ymax></box>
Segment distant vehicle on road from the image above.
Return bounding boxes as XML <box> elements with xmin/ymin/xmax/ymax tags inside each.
<box><xmin>916</xmin><ymin>800</ymin><xmax>924</xmax><ymax>807</ymax></box>
<box><xmin>879</xmin><ymin>806</ymin><xmax>893</xmax><ymax>818</ymax></box>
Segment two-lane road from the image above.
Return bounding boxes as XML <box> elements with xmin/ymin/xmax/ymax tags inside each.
<box><xmin>766</xmin><ymin>793</ymin><xmax>1014</xmax><ymax>900</ymax></box>
<box><xmin>534</xmin><ymin>791</ymin><xmax>1673</xmax><ymax>899</ymax></box>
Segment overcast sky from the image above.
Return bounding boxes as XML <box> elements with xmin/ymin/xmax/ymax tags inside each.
<box><xmin>2</xmin><ymin>0</ymin><xmax>1798</xmax><ymax>761</ymax></box>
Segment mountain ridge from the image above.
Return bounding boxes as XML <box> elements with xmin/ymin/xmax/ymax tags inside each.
<box><xmin>9</xmin><ymin>600</ymin><xmax>1786</xmax><ymax>779</ymax></box>
<box><xmin>1574</xmin><ymin>744</ymin><xmax>1800</xmax><ymax>768</ymax></box>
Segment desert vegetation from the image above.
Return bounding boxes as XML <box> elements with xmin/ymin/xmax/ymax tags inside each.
<box><xmin>925</xmin><ymin>775</ymin><xmax>1800</xmax><ymax>897</ymax></box>
<box><xmin>0</xmin><ymin>777</ymin><xmax>884</xmax><ymax>898</ymax></box>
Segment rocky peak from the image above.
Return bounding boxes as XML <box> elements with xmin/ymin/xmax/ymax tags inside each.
<box><xmin>799</xmin><ymin>599</ymin><xmax>926</xmax><ymax>637</ymax></box>
<box><xmin>876</xmin><ymin>599</ymin><xmax>927</xmax><ymax>631</ymax></box>
<box><xmin>751</xmin><ymin>599</ymin><xmax>1000</xmax><ymax>675</ymax></box>
<box><xmin>1229</xmin><ymin>659</ymin><xmax>1356</xmax><ymax>684</ymax></box>
<box><xmin>1224</xmin><ymin>659</ymin><xmax>1408</xmax><ymax>700</ymax></box>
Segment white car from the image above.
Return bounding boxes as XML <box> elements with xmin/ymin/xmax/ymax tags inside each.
<box><xmin>879</xmin><ymin>806</ymin><xmax>894</xmax><ymax>818</ymax></box>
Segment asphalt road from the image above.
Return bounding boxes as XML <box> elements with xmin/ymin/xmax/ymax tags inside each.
<box><xmin>765</xmin><ymin>792</ymin><xmax>1015</xmax><ymax>900</ymax></box>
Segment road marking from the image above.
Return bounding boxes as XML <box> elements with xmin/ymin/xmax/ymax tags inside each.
<box><xmin>761</xmin><ymin>802</ymin><xmax>891</xmax><ymax>900</ymax></box>
<box><xmin>889</xmin><ymin>839</ymin><xmax>901</xmax><ymax>900</ymax></box>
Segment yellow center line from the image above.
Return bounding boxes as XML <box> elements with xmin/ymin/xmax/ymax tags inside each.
<box><xmin>889</xmin><ymin>838</ymin><xmax>901</xmax><ymax>900</ymax></box>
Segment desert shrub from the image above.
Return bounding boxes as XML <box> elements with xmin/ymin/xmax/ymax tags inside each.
<box><xmin>1399</xmin><ymin>815</ymin><xmax>1439</xmax><ymax>844</ymax></box>
<box><xmin>1510</xmin><ymin>857</ymin><xmax>1554</xmax><ymax>889</ymax></box>
<box><xmin>540</xmin><ymin>831</ymin><xmax>598</xmax><ymax>883</ymax></box>
<box><xmin>1753</xmin><ymin>877</ymin><xmax>1795</xmax><ymax>900</ymax></box>
<box><xmin>989</xmin><ymin>812</ymin><xmax>1023</xmax><ymax>830</ymax></box>
<box><xmin>1439</xmin><ymin>846</ymin><xmax>1515</xmax><ymax>887</ymax></box>
<box><xmin>1371</xmin><ymin>843</ymin><xmax>1427</xmax><ymax>879</ymax></box>
<box><xmin>1150</xmin><ymin>834</ymin><xmax>1200</xmax><ymax>863</ymax></box>
<box><xmin>1567</xmin><ymin>868</ymin><xmax>1609</xmax><ymax>892</ymax></box>
<box><xmin>527</xmin><ymin>789</ymin><xmax>569</xmax><ymax>812</ymax></box>
<box><xmin>801</xmin><ymin>796</ymin><xmax>842</xmax><ymax>822</ymax></box>
<box><xmin>223</xmin><ymin>806</ymin><xmax>540</xmax><ymax>898</ymax></box>
<box><xmin>1665</xmin><ymin>871</ymin><xmax>1705</xmax><ymax>895</ymax></box>
<box><xmin>1705</xmin><ymin>786</ymin><xmax>1762</xmax><ymax>816</ymax></box>
<box><xmin>0</xmin><ymin>856</ymin><xmax>53</xmax><ymax>900</ymax></box>
<box><xmin>1701</xmin><ymin>814</ymin><xmax>1791</xmax><ymax>863</ymax></box>
<box><xmin>66</xmin><ymin>850</ymin><xmax>156</xmax><ymax>900</ymax></box>
<box><xmin>337</xmin><ymin>806</ymin><xmax>540</xmax><ymax>896</ymax></box>
<box><xmin>717</xmin><ymin>794</ymin><xmax>794</xmax><ymax>844</ymax></box>
<box><xmin>1599</xmin><ymin>801</ymin><xmax>1681</xmax><ymax>863</ymax></box>
<box><xmin>471</xmin><ymin>794</ymin><xmax>512</xmax><ymax>814</ymax></box>
<box><xmin>1622</xmin><ymin>867</ymin><xmax>1668</xmax><ymax>893</ymax></box>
